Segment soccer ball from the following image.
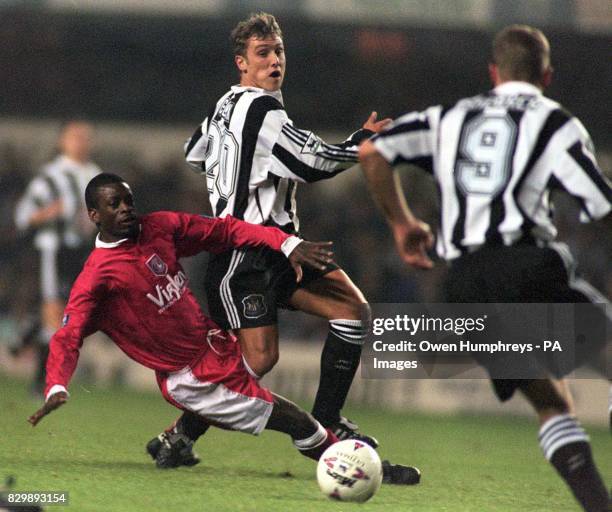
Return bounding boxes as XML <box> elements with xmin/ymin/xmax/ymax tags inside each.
<box><xmin>316</xmin><ymin>439</ymin><xmax>383</xmax><ymax>502</ymax></box>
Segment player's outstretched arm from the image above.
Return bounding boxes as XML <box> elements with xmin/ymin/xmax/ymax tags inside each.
<box><xmin>287</xmin><ymin>241</ymin><xmax>334</xmax><ymax>282</ymax></box>
<box><xmin>172</xmin><ymin>212</ymin><xmax>334</xmax><ymax>279</ymax></box>
<box><xmin>267</xmin><ymin>109</ymin><xmax>389</xmax><ymax>184</ymax></box>
<box><xmin>28</xmin><ymin>391</ymin><xmax>69</xmax><ymax>427</ymax></box>
<box><xmin>359</xmin><ymin>140</ymin><xmax>434</xmax><ymax>270</ymax></box>
<box><xmin>28</xmin><ymin>270</ymin><xmax>101</xmax><ymax>428</ymax></box>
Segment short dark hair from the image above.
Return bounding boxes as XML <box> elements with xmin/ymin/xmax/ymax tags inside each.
<box><xmin>85</xmin><ymin>173</ymin><xmax>127</xmax><ymax>209</ymax></box>
<box><xmin>492</xmin><ymin>25</ymin><xmax>550</xmax><ymax>84</ymax></box>
<box><xmin>230</xmin><ymin>12</ymin><xmax>283</xmax><ymax>57</ymax></box>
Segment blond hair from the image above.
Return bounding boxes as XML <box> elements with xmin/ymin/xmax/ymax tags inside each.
<box><xmin>231</xmin><ymin>12</ymin><xmax>283</xmax><ymax>57</ymax></box>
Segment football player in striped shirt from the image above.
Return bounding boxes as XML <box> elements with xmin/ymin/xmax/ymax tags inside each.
<box><xmin>149</xmin><ymin>12</ymin><xmax>419</xmax><ymax>484</ymax></box>
<box><xmin>359</xmin><ymin>25</ymin><xmax>610</xmax><ymax>511</ymax></box>
<box><xmin>14</xmin><ymin>120</ymin><xmax>101</xmax><ymax>396</ymax></box>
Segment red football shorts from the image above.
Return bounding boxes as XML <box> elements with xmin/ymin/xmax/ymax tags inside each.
<box><xmin>156</xmin><ymin>329</ymin><xmax>274</xmax><ymax>435</ymax></box>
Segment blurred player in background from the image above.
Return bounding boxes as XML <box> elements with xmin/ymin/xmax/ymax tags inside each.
<box><xmin>14</xmin><ymin>120</ymin><xmax>100</xmax><ymax>396</ymax></box>
<box><xmin>28</xmin><ymin>173</ymin><xmax>349</xmax><ymax>464</ymax></box>
<box><xmin>149</xmin><ymin>12</ymin><xmax>419</xmax><ymax>483</ymax></box>
<box><xmin>359</xmin><ymin>24</ymin><xmax>611</xmax><ymax>512</ymax></box>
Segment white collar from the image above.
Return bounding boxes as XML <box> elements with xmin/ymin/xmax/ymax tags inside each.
<box><xmin>493</xmin><ymin>81</ymin><xmax>542</xmax><ymax>96</ymax></box>
<box><xmin>231</xmin><ymin>85</ymin><xmax>284</xmax><ymax>105</ymax></box>
<box><xmin>95</xmin><ymin>233</ymin><xmax>130</xmax><ymax>248</ymax></box>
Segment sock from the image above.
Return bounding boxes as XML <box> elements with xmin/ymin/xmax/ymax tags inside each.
<box><xmin>311</xmin><ymin>319</ymin><xmax>366</xmax><ymax>426</ymax></box>
<box><xmin>539</xmin><ymin>414</ymin><xmax>609</xmax><ymax>512</ymax></box>
<box><xmin>168</xmin><ymin>412</ymin><xmax>210</xmax><ymax>442</ymax></box>
<box><xmin>294</xmin><ymin>423</ymin><xmax>339</xmax><ymax>462</ymax></box>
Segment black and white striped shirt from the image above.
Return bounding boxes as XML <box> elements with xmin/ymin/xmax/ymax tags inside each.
<box><xmin>15</xmin><ymin>155</ymin><xmax>101</xmax><ymax>251</ymax></box>
<box><xmin>372</xmin><ymin>81</ymin><xmax>611</xmax><ymax>260</ymax></box>
<box><xmin>185</xmin><ymin>85</ymin><xmax>369</xmax><ymax>233</ymax></box>
<box><xmin>14</xmin><ymin>155</ymin><xmax>101</xmax><ymax>299</ymax></box>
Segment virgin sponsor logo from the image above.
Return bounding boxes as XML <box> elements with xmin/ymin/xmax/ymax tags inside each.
<box><xmin>146</xmin><ymin>271</ymin><xmax>187</xmax><ymax>312</ymax></box>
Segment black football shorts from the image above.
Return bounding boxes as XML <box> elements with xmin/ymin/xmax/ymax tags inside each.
<box><xmin>443</xmin><ymin>241</ymin><xmax>609</xmax><ymax>401</ymax></box>
<box><xmin>205</xmin><ymin>245</ymin><xmax>339</xmax><ymax>330</ymax></box>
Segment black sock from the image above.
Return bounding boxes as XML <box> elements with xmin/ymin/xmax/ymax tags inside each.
<box><xmin>174</xmin><ymin>411</ymin><xmax>210</xmax><ymax>442</ymax></box>
<box><xmin>540</xmin><ymin>414</ymin><xmax>609</xmax><ymax>512</ymax></box>
<box><xmin>311</xmin><ymin>319</ymin><xmax>365</xmax><ymax>426</ymax></box>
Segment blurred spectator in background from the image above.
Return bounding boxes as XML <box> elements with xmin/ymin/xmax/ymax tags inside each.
<box><xmin>13</xmin><ymin>120</ymin><xmax>100</xmax><ymax>396</ymax></box>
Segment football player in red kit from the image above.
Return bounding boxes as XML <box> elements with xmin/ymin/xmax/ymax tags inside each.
<box><xmin>28</xmin><ymin>173</ymin><xmax>341</xmax><ymax>461</ymax></box>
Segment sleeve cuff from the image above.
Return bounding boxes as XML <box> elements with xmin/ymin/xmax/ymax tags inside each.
<box><xmin>46</xmin><ymin>385</ymin><xmax>69</xmax><ymax>402</ymax></box>
<box><xmin>347</xmin><ymin>128</ymin><xmax>375</xmax><ymax>145</ymax></box>
<box><xmin>281</xmin><ymin>236</ymin><xmax>303</xmax><ymax>257</ymax></box>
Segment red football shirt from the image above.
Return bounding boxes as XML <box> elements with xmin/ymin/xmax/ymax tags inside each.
<box><xmin>45</xmin><ymin>211</ymin><xmax>292</xmax><ymax>399</ymax></box>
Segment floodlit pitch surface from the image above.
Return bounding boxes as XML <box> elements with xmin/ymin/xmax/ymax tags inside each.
<box><xmin>1</xmin><ymin>375</ymin><xmax>609</xmax><ymax>511</ymax></box>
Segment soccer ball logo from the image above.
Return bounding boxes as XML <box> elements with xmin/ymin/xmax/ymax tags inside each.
<box><xmin>316</xmin><ymin>440</ymin><xmax>383</xmax><ymax>502</ymax></box>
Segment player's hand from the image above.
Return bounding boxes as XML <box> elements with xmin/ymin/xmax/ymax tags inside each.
<box><xmin>28</xmin><ymin>391</ymin><xmax>68</xmax><ymax>427</ymax></box>
<box><xmin>30</xmin><ymin>199</ymin><xmax>64</xmax><ymax>227</ymax></box>
<box><xmin>362</xmin><ymin>111</ymin><xmax>392</xmax><ymax>134</ymax></box>
<box><xmin>393</xmin><ymin>221</ymin><xmax>435</xmax><ymax>270</ymax></box>
<box><xmin>288</xmin><ymin>241</ymin><xmax>334</xmax><ymax>283</ymax></box>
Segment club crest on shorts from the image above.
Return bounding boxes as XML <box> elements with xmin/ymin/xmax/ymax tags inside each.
<box><xmin>145</xmin><ymin>254</ymin><xmax>168</xmax><ymax>276</ymax></box>
<box><xmin>242</xmin><ymin>294</ymin><xmax>267</xmax><ymax>319</ymax></box>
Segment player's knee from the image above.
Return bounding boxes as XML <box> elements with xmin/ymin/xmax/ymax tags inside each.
<box><xmin>330</xmin><ymin>301</ymin><xmax>371</xmax><ymax>341</ymax></box>
<box><xmin>338</xmin><ymin>297</ymin><xmax>370</xmax><ymax>322</ymax></box>
<box><xmin>246</xmin><ymin>349</ymin><xmax>279</xmax><ymax>377</ymax></box>
<box><xmin>258</xmin><ymin>351</ymin><xmax>279</xmax><ymax>375</ymax></box>
<box><xmin>360</xmin><ymin>302</ymin><xmax>372</xmax><ymax>325</ymax></box>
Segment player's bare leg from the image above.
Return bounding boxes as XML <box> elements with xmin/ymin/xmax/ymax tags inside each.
<box><xmin>553</xmin><ymin>378</ymin><xmax>575</xmax><ymax>415</ymax></box>
<box><xmin>235</xmin><ymin>325</ymin><xmax>279</xmax><ymax>378</ymax></box>
<box><xmin>265</xmin><ymin>394</ymin><xmax>339</xmax><ymax>461</ymax></box>
<box><xmin>519</xmin><ymin>379</ymin><xmax>609</xmax><ymax>511</ymax></box>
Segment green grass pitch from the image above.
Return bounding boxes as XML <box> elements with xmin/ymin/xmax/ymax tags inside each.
<box><xmin>1</xmin><ymin>375</ymin><xmax>609</xmax><ymax>511</ymax></box>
